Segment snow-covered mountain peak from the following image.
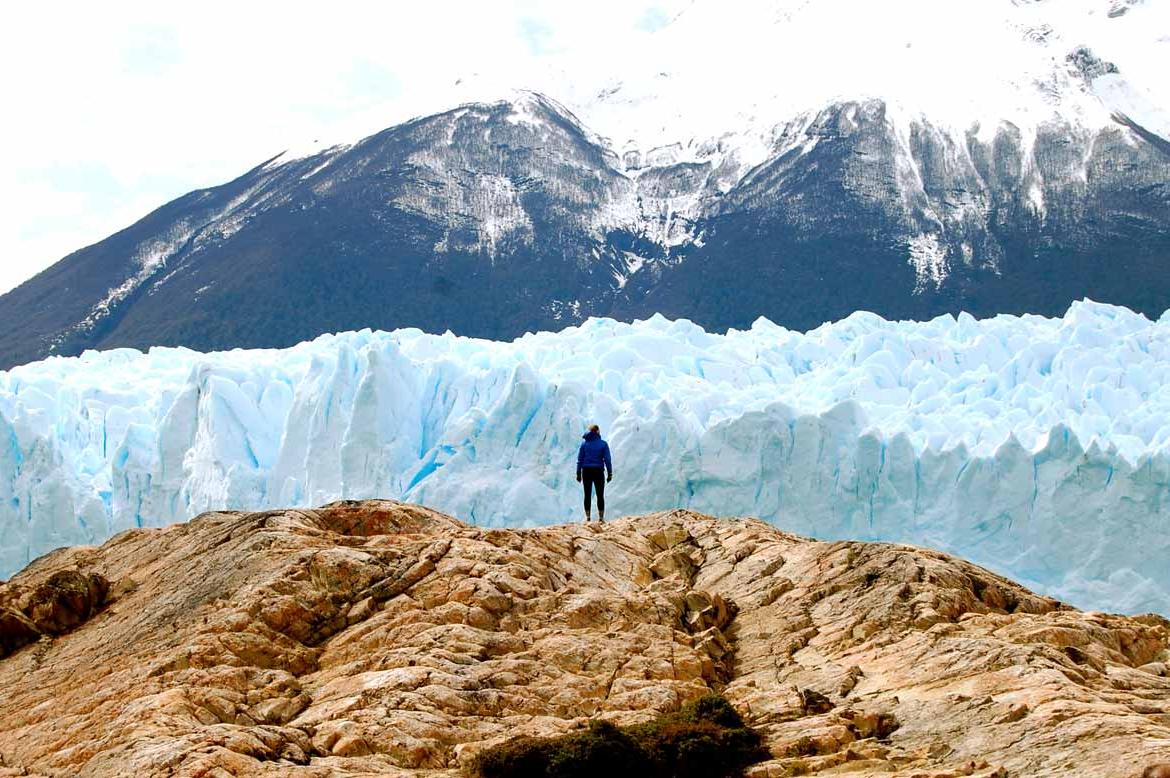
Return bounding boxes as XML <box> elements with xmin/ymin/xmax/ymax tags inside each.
<box><xmin>4</xmin><ymin>0</ymin><xmax>1169</xmax><ymax>374</ymax></box>
<box><xmin>571</xmin><ymin>0</ymin><xmax>1168</xmax><ymax>177</ymax></box>
<box><xmin>257</xmin><ymin>0</ymin><xmax>1167</xmax><ymax>195</ymax></box>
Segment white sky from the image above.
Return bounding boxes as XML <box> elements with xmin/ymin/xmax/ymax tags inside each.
<box><xmin>0</xmin><ymin>0</ymin><xmax>686</xmax><ymax>294</ymax></box>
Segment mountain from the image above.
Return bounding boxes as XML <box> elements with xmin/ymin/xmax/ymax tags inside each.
<box><xmin>1</xmin><ymin>0</ymin><xmax>1169</xmax><ymax>369</ymax></box>
<box><xmin>3</xmin><ymin>301</ymin><xmax>1169</xmax><ymax>614</ymax></box>
<box><xmin>2</xmin><ymin>501</ymin><xmax>1169</xmax><ymax>776</ymax></box>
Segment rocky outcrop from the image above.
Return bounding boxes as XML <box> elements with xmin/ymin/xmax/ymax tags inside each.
<box><xmin>0</xmin><ymin>500</ymin><xmax>1166</xmax><ymax>776</ymax></box>
<box><xmin>0</xmin><ymin>569</ymin><xmax>108</xmax><ymax>658</ymax></box>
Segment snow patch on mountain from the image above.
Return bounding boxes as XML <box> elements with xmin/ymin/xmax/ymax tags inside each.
<box><xmin>907</xmin><ymin>234</ymin><xmax>950</xmax><ymax>292</ymax></box>
<box><xmin>48</xmin><ymin>173</ymin><xmax>303</xmax><ymax>352</ymax></box>
<box><xmin>85</xmin><ymin>225</ymin><xmax>194</xmax><ymax>323</ymax></box>
<box><xmin>1094</xmin><ymin>72</ymin><xmax>1170</xmax><ymax>140</ymax></box>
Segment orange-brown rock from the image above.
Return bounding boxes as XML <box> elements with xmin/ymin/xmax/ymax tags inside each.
<box><xmin>0</xmin><ymin>500</ymin><xmax>1166</xmax><ymax>777</ymax></box>
<box><xmin>0</xmin><ymin>568</ymin><xmax>108</xmax><ymax>659</ymax></box>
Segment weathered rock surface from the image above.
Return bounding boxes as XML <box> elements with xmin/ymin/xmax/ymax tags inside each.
<box><xmin>0</xmin><ymin>500</ymin><xmax>1166</xmax><ymax>777</ymax></box>
<box><xmin>0</xmin><ymin>568</ymin><xmax>108</xmax><ymax>658</ymax></box>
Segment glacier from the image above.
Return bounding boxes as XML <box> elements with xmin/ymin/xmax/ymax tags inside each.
<box><xmin>1</xmin><ymin>299</ymin><xmax>1169</xmax><ymax>614</ymax></box>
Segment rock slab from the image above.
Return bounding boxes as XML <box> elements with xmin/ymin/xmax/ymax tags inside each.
<box><xmin>0</xmin><ymin>500</ymin><xmax>1166</xmax><ymax>777</ymax></box>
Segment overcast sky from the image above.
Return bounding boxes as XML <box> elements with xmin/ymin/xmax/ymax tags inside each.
<box><xmin>0</xmin><ymin>0</ymin><xmax>685</xmax><ymax>294</ymax></box>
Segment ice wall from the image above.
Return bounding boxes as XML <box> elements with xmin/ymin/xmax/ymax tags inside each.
<box><xmin>2</xmin><ymin>300</ymin><xmax>1168</xmax><ymax>613</ymax></box>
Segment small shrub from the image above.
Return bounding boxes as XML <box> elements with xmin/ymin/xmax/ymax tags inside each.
<box><xmin>469</xmin><ymin>694</ymin><xmax>768</xmax><ymax>778</ymax></box>
<box><xmin>546</xmin><ymin>721</ymin><xmax>648</xmax><ymax>778</ymax></box>
<box><xmin>470</xmin><ymin>735</ymin><xmax>555</xmax><ymax>778</ymax></box>
<box><xmin>675</xmin><ymin>694</ymin><xmax>748</xmax><ymax>729</ymax></box>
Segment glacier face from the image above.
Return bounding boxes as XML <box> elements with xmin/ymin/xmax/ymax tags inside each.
<box><xmin>2</xmin><ymin>300</ymin><xmax>1169</xmax><ymax>613</ymax></box>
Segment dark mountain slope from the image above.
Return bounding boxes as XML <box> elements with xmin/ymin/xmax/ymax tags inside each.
<box><xmin>619</xmin><ymin>102</ymin><xmax>1170</xmax><ymax>331</ymax></box>
<box><xmin>1</xmin><ymin>92</ymin><xmax>1168</xmax><ymax>368</ymax></box>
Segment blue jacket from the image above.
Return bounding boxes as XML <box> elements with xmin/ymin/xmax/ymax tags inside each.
<box><xmin>577</xmin><ymin>430</ymin><xmax>612</xmax><ymax>475</ymax></box>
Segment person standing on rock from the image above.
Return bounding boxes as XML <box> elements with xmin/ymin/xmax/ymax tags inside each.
<box><xmin>576</xmin><ymin>424</ymin><xmax>613</xmax><ymax>523</ymax></box>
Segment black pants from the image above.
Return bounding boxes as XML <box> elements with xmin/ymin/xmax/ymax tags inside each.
<box><xmin>581</xmin><ymin>468</ymin><xmax>605</xmax><ymax>514</ymax></box>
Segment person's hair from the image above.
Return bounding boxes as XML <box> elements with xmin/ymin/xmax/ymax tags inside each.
<box><xmin>589</xmin><ymin>424</ymin><xmax>600</xmax><ymax>433</ymax></box>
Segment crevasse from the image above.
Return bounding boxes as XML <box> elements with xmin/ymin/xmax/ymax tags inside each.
<box><xmin>2</xmin><ymin>300</ymin><xmax>1168</xmax><ymax>613</ymax></box>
